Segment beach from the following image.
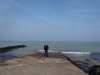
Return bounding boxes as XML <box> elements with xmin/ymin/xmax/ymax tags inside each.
<box><xmin>0</xmin><ymin>52</ymin><xmax>87</xmax><ymax>75</ymax></box>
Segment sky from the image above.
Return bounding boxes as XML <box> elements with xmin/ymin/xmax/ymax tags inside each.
<box><xmin>0</xmin><ymin>0</ymin><xmax>100</xmax><ymax>41</ymax></box>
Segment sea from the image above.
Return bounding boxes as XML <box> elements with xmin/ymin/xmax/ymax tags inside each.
<box><xmin>0</xmin><ymin>41</ymin><xmax>100</xmax><ymax>72</ymax></box>
<box><xmin>0</xmin><ymin>41</ymin><xmax>100</xmax><ymax>58</ymax></box>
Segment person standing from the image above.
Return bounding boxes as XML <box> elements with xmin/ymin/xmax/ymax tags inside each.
<box><xmin>44</xmin><ymin>45</ymin><xmax>49</xmax><ymax>57</ymax></box>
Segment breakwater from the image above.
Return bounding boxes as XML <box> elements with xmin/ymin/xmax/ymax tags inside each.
<box><xmin>62</xmin><ymin>52</ymin><xmax>100</xmax><ymax>75</ymax></box>
<box><xmin>0</xmin><ymin>45</ymin><xmax>26</xmax><ymax>53</ymax></box>
<box><xmin>64</xmin><ymin>54</ymin><xmax>89</xmax><ymax>73</ymax></box>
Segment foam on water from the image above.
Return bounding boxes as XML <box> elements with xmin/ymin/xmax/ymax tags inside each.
<box><xmin>62</xmin><ymin>52</ymin><xmax>91</xmax><ymax>55</ymax></box>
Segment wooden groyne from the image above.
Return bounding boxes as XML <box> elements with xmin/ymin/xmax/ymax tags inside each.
<box><xmin>0</xmin><ymin>45</ymin><xmax>26</xmax><ymax>52</ymax></box>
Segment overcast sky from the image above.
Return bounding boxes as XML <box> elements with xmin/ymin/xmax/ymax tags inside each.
<box><xmin>0</xmin><ymin>0</ymin><xmax>100</xmax><ymax>41</ymax></box>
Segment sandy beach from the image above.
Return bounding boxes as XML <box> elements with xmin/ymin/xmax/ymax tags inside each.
<box><xmin>0</xmin><ymin>52</ymin><xmax>87</xmax><ymax>75</ymax></box>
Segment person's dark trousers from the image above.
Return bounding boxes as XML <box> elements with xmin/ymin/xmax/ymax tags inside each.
<box><xmin>45</xmin><ymin>50</ymin><xmax>48</xmax><ymax>57</ymax></box>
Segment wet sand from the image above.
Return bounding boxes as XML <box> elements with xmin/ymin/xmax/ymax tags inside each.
<box><xmin>0</xmin><ymin>52</ymin><xmax>87</xmax><ymax>75</ymax></box>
